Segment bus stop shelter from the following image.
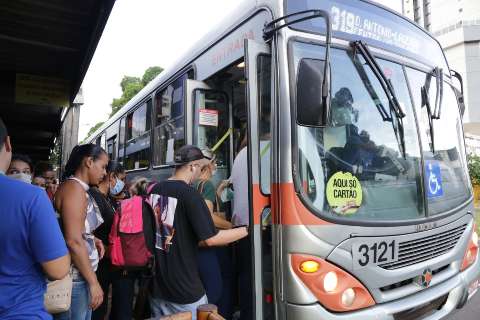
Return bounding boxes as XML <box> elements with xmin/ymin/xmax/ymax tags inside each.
<box><xmin>0</xmin><ymin>0</ymin><xmax>115</xmax><ymax>164</ymax></box>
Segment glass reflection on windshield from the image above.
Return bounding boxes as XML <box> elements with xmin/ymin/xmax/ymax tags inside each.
<box><xmin>406</xmin><ymin>68</ymin><xmax>471</xmax><ymax>215</ymax></box>
<box><xmin>295</xmin><ymin>43</ymin><xmax>424</xmax><ymax>221</ymax></box>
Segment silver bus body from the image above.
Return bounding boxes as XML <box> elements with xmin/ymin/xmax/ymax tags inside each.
<box><xmin>85</xmin><ymin>0</ymin><xmax>480</xmax><ymax>319</ymax></box>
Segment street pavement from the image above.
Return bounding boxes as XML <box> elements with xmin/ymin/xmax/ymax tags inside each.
<box><xmin>449</xmin><ymin>289</ymin><xmax>480</xmax><ymax>319</ymax></box>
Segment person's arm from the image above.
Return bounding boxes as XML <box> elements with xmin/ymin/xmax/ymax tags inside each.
<box><xmin>41</xmin><ymin>255</ymin><xmax>71</xmax><ymax>280</ymax></box>
<box><xmin>204</xmin><ymin>199</ymin><xmax>232</xmax><ymax>230</ymax></box>
<box><xmin>56</xmin><ymin>182</ymin><xmax>103</xmax><ymax>309</ymax></box>
<box><xmin>202</xmin><ymin>226</ymin><xmax>248</xmax><ymax>247</ymax></box>
<box><xmin>29</xmin><ymin>189</ymin><xmax>70</xmax><ymax>280</ymax></box>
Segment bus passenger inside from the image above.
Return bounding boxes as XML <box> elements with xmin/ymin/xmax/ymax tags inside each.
<box><xmin>325</xmin><ymin>87</ymin><xmax>406</xmax><ymax>181</ymax></box>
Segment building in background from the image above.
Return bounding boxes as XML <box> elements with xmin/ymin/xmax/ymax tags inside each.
<box><xmin>403</xmin><ymin>0</ymin><xmax>480</xmax><ymax>154</ymax></box>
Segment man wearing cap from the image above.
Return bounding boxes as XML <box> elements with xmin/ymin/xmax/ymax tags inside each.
<box><xmin>148</xmin><ymin>145</ymin><xmax>248</xmax><ymax>319</ymax></box>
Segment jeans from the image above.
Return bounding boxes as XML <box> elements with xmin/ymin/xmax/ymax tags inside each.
<box><xmin>198</xmin><ymin>248</ymin><xmax>222</xmax><ymax>304</ymax></box>
<box><xmin>54</xmin><ymin>274</ymin><xmax>91</xmax><ymax>320</ymax></box>
<box><xmin>150</xmin><ymin>294</ymin><xmax>208</xmax><ymax>320</ymax></box>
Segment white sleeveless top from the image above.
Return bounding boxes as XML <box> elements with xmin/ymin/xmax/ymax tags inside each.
<box><xmin>68</xmin><ymin>177</ymin><xmax>104</xmax><ymax>273</ymax></box>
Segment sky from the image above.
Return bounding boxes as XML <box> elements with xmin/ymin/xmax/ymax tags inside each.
<box><xmin>78</xmin><ymin>0</ymin><xmax>239</xmax><ymax>141</ymax></box>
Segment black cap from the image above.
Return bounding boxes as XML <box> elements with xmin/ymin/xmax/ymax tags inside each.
<box><xmin>172</xmin><ymin>145</ymin><xmax>205</xmax><ymax>166</ymax></box>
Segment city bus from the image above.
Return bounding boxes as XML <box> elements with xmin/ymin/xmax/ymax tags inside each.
<box><xmin>84</xmin><ymin>0</ymin><xmax>480</xmax><ymax>318</ymax></box>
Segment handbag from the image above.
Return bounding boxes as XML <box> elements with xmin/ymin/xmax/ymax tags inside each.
<box><xmin>44</xmin><ymin>271</ymin><xmax>73</xmax><ymax>314</ymax></box>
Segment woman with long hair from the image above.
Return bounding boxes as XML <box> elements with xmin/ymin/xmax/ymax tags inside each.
<box><xmin>54</xmin><ymin>144</ymin><xmax>108</xmax><ymax>320</ymax></box>
<box><xmin>89</xmin><ymin>161</ymin><xmax>127</xmax><ymax>320</ymax></box>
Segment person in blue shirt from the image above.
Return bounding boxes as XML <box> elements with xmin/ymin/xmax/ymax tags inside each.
<box><xmin>0</xmin><ymin>117</ymin><xmax>70</xmax><ymax>319</ymax></box>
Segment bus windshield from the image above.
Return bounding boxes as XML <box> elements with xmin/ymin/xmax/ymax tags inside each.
<box><xmin>294</xmin><ymin>42</ymin><xmax>425</xmax><ymax>222</ymax></box>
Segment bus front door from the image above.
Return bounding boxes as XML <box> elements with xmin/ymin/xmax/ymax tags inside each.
<box><xmin>245</xmin><ymin>38</ymin><xmax>274</xmax><ymax>320</ymax></box>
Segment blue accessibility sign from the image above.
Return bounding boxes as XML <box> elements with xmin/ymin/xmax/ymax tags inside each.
<box><xmin>425</xmin><ymin>161</ymin><xmax>443</xmax><ymax>198</ymax></box>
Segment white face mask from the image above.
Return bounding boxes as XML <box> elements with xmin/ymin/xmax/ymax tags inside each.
<box><xmin>9</xmin><ymin>172</ymin><xmax>32</xmax><ymax>184</ymax></box>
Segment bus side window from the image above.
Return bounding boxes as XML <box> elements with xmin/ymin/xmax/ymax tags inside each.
<box><xmin>258</xmin><ymin>54</ymin><xmax>271</xmax><ymax>195</ymax></box>
<box><xmin>107</xmin><ymin>136</ymin><xmax>116</xmax><ymax>160</ymax></box>
<box><xmin>118</xmin><ymin>117</ymin><xmax>126</xmax><ymax>164</ymax></box>
<box><xmin>194</xmin><ymin>90</ymin><xmax>229</xmax><ymax>170</ymax></box>
<box><xmin>124</xmin><ymin>100</ymin><xmax>152</xmax><ymax>170</ymax></box>
<box><xmin>153</xmin><ymin>75</ymin><xmax>186</xmax><ymax>166</ymax></box>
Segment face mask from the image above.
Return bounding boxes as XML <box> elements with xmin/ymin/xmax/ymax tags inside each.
<box><xmin>9</xmin><ymin>172</ymin><xmax>32</xmax><ymax>184</ymax></box>
<box><xmin>110</xmin><ymin>178</ymin><xmax>125</xmax><ymax>196</ymax></box>
<box><xmin>220</xmin><ymin>187</ymin><xmax>234</xmax><ymax>203</ymax></box>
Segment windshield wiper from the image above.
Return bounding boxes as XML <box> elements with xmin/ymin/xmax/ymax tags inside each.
<box><xmin>350</xmin><ymin>53</ymin><xmax>390</xmax><ymax>121</ymax></box>
<box><xmin>421</xmin><ymin>67</ymin><xmax>443</xmax><ymax>153</ymax></box>
<box><xmin>351</xmin><ymin>41</ymin><xmax>406</xmax><ymax>158</ymax></box>
<box><xmin>421</xmin><ymin>84</ymin><xmax>435</xmax><ymax>153</ymax></box>
<box><xmin>433</xmin><ymin>67</ymin><xmax>443</xmax><ymax>119</ymax></box>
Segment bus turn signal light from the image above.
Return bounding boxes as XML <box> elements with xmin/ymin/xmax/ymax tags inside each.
<box><xmin>461</xmin><ymin>223</ymin><xmax>478</xmax><ymax>271</ymax></box>
<box><xmin>292</xmin><ymin>254</ymin><xmax>375</xmax><ymax>312</ymax></box>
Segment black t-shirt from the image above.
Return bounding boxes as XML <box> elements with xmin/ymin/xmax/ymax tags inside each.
<box><xmin>88</xmin><ymin>188</ymin><xmax>117</xmax><ymax>245</ymax></box>
<box><xmin>149</xmin><ymin>180</ymin><xmax>217</xmax><ymax>304</ymax></box>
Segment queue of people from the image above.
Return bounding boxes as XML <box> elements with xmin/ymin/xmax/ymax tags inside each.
<box><xmin>0</xmin><ymin>115</ymin><xmax>252</xmax><ymax>320</ymax></box>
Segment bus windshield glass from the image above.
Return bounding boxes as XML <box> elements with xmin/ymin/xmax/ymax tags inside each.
<box><xmin>293</xmin><ymin>42</ymin><xmax>425</xmax><ymax>221</ymax></box>
<box><xmin>406</xmin><ymin>68</ymin><xmax>471</xmax><ymax>215</ymax></box>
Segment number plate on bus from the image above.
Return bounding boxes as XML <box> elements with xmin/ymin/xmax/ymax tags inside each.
<box><xmin>352</xmin><ymin>239</ymin><xmax>399</xmax><ymax>269</ymax></box>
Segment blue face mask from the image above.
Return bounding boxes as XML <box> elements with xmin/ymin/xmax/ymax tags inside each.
<box><xmin>110</xmin><ymin>178</ymin><xmax>125</xmax><ymax>196</ymax></box>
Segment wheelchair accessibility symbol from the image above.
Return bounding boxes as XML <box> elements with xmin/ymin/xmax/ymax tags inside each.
<box><xmin>425</xmin><ymin>161</ymin><xmax>443</xmax><ymax>198</ymax></box>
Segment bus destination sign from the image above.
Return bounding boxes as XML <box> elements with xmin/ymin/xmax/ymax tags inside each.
<box><xmin>287</xmin><ymin>0</ymin><xmax>448</xmax><ymax>70</ymax></box>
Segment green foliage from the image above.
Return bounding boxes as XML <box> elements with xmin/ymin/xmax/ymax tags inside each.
<box><xmin>120</xmin><ymin>76</ymin><xmax>141</xmax><ymax>91</ymax></box>
<box><xmin>86</xmin><ymin>121</ymin><xmax>105</xmax><ymax>139</ymax></box>
<box><xmin>142</xmin><ymin>66</ymin><xmax>163</xmax><ymax>86</ymax></box>
<box><xmin>467</xmin><ymin>153</ymin><xmax>480</xmax><ymax>185</ymax></box>
<box><xmin>110</xmin><ymin>81</ymin><xmax>143</xmax><ymax>117</ymax></box>
<box><xmin>109</xmin><ymin>66</ymin><xmax>163</xmax><ymax>117</ymax></box>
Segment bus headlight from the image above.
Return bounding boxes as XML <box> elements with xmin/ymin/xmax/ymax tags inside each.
<box><xmin>292</xmin><ymin>254</ymin><xmax>375</xmax><ymax>312</ymax></box>
<box><xmin>323</xmin><ymin>271</ymin><xmax>338</xmax><ymax>292</ymax></box>
<box><xmin>461</xmin><ymin>224</ymin><xmax>479</xmax><ymax>271</ymax></box>
<box><xmin>341</xmin><ymin>288</ymin><xmax>356</xmax><ymax>307</ymax></box>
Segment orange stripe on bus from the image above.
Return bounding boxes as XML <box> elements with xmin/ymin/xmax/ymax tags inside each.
<box><xmin>253</xmin><ymin>183</ymin><xmax>330</xmax><ymax>226</ymax></box>
<box><xmin>252</xmin><ymin>183</ymin><xmax>270</xmax><ymax>225</ymax></box>
<box><xmin>276</xmin><ymin>183</ymin><xmax>331</xmax><ymax>226</ymax></box>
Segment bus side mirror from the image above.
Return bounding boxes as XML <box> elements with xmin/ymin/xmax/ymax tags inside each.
<box><xmin>296</xmin><ymin>58</ymin><xmax>330</xmax><ymax>127</ymax></box>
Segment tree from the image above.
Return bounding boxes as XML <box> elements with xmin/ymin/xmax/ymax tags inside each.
<box><xmin>120</xmin><ymin>76</ymin><xmax>141</xmax><ymax>91</ymax></box>
<box><xmin>84</xmin><ymin>66</ymin><xmax>163</xmax><ymax>138</ymax></box>
<box><xmin>85</xmin><ymin>121</ymin><xmax>104</xmax><ymax>139</ymax></box>
<box><xmin>468</xmin><ymin>153</ymin><xmax>480</xmax><ymax>185</ymax></box>
<box><xmin>142</xmin><ymin>66</ymin><xmax>163</xmax><ymax>86</ymax></box>
<box><xmin>110</xmin><ymin>80</ymin><xmax>143</xmax><ymax>116</ymax></box>
<box><xmin>110</xmin><ymin>66</ymin><xmax>163</xmax><ymax>117</ymax></box>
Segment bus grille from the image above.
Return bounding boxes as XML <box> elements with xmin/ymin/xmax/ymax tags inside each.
<box><xmin>380</xmin><ymin>224</ymin><xmax>467</xmax><ymax>270</ymax></box>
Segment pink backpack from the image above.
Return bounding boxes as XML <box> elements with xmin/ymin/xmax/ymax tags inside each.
<box><xmin>109</xmin><ymin>195</ymin><xmax>155</xmax><ymax>269</ymax></box>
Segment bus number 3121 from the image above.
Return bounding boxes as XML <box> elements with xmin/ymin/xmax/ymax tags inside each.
<box><xmin>352</xmin><ymin>240</ymin><xmax>398</xmax><ymax>268</ymax></box>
